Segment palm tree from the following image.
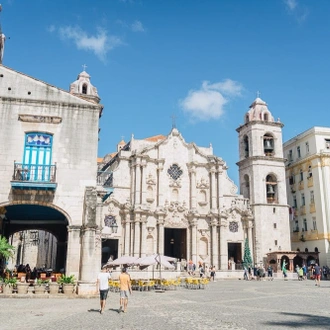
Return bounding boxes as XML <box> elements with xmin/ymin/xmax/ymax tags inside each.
<box><xmin>0</xmin><ymin>235</ymin><xmax>15</xmax><ymax>261</ymax></box>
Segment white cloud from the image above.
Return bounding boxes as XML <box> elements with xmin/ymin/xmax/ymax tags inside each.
<box><xmin>131</xmin><ymin>20</ymin><xmax>145</xmax><ymax>32</ymax></box>
<box><xmin>284</xmin><ymin>0</ymin><xmax>297</xmax><ymax>11</ymax></box>
<box><xmin>57</xmin><ymin>25</ymin><xmax>123</xmax><ymax>61</ymax></box>
<box><xmin>284</xmin><ymin>0</ymin><xmax>308</xmax><ymax>22</ymax></box>
<box><xmin>180</xmin><ymin>79</ymin><xmax>243</xmax><ymax>121</ymax></box>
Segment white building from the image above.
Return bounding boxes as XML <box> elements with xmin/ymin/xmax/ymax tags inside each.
<box><xmin>98</xmin><ymin>127</ymin><xmax>254</xmax><ymax>271</ymax></box>
<box><xmin>236</xmin><ymin>97</ymin><xmax>291</xmax><ymax>266</ymax></box>
<box><xmin>283</xmin><ymin>126</ymin><xmax>330</xmax><ymax>267</ymax></box>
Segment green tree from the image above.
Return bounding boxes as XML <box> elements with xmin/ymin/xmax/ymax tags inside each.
<box><xmin>243</xmin><ymin>238</ymin><xmax>253</xmax><ymax>267</ymax></box>
<box><xmin>0</xmin><ymin>235</ymin><xmax>15</xmax><ymax>261</ymax></box>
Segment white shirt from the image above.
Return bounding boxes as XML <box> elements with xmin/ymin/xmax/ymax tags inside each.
<box><xmin>97</xmin><ymin>272</ymin><xmax>111</xmax><ymax>290</ymax></box>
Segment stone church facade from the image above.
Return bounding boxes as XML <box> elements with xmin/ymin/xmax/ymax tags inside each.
<box><xmin>0</xmin><ymin>61</ymin><xmax>291</xmax><ymax>294</ymax></box>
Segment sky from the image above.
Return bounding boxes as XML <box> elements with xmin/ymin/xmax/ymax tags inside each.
<box><xmin>2</xmin><ymin>0</ymin><xmax>330</xmax><ymax>185</ymax></box>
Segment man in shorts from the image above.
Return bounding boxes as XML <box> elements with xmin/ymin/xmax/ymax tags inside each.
<box><xmin>314</xmin><ymin>263</ymin><xmax>321</xmax><ymax>287</ymax></box>
<box><xmin>96</xmin><ymin>267</ymin><xmax>111</xmax><ymax>314</ymax></box>
<box><xmin>118</xmin><ymin>268</ymin><xmax>132</xmax><ymax>313</ymax></box>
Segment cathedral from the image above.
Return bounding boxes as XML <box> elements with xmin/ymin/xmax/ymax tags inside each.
<box><xmin>98</xmin><ymin>97</ymin><xmax>291</xmax><ymax>272</ymax></box>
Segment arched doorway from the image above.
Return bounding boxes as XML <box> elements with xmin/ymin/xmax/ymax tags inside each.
<box><xmin>2</xmin><ymin>204</ymin><xmax>68</xmax><ymax>272</ymax></box>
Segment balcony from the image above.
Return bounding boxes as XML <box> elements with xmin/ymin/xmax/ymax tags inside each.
<box><xmin>97</xmin><ymin>171</ymin><xmax>114</xmax><ymax>201</ymax></box>
<box><xmin>11</xmin><ymin>162</ymin><xmax>57</xmax><ymax>190</ymax></box>
<box><xmin>309</xmin><ymin>203</ymin><xmax>316</xmax><ymax>213</ymax></box>
<box><xmin>298</xmin><ymin>181</ymin><xmax>304</xmax><ymax>190</ymax></box>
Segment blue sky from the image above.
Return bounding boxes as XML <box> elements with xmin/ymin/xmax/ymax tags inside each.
<box><xmin>2</xmin><ymin>0</ymin><xmax>330</xmax><ymax>185</ymax></box>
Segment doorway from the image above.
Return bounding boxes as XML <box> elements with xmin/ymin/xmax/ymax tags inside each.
<box><xmin>228</xmin><ymin>242</ymin><xmax>242</xmax><ymax>264</ymax></box>
<box><xmin>164</xmin><ymin>228</ymin><xmax>186</xmax><ymax>260</ymax></box>
<box><xmin>101</xmin><ymin>239</ymin><xmax>118</xmax><ymax>266</ymax></box>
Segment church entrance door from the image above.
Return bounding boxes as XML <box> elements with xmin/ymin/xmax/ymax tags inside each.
<box><xmin>228</xmin><ymin>242</ymin><xmax>242</xmax><ymax>265</ymax></box>
<box><xmin>101</xmin><ymin>239</ymin><xmax>118</xmax><ymax>267</ymax></box>
<box><xmin>164</xmin><ymin>228</ymin><xmax>186</xmax><ymax>260</ymax></box>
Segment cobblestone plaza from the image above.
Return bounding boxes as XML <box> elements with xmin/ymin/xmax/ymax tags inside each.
<box><xmin>1</xmin><ymin>279</ymin><xmax>329</xmax><ymax>330</ymax></box>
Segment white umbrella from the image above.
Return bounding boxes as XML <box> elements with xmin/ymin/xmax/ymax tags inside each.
<box><xmin>138</xmin><ymin>254</ymin><xmax>175</xmax><ymax>269</ymax></box>
<box><xmin>105</xmin><ymin>256</ymin><xmax>139</xmax><ymax>267</ymax></box>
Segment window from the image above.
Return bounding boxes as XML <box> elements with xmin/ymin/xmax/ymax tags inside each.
<box><xmin>273</xmin><ymin>223</ymin><xmax>277</xmax><ymax>229</ymax></box>
<box><xmin>312</xmin><ymin>217</ymin><xmax>317</xmax><ymax>230</ymax></box>
<box><xmin>308</xmin><ymin>165</ymin><xmax>312</xmax><ymax>178</ymax></box>
<box><xmin>301</xmin><ymin>193</ymin><xmax>305</xmax><ymax>206</ymax></box>
<box><xmin>23</xmin><ymin>132</ymin><xmax>53</xmax><ymax>181</ymax></box>
<box><xmin>266</xmin><ymin>174</ymin><xmax>277</xmax><ymax>203</ymax></box>
<box><xmin>274</xmin><ymin>240</ymin><xmax>278</xmax><ymax>246</ymax></box>
<box><xmin>293</xmin><ymin>196</ymin><xmax>297</xmax><ymax>208</ymax></box>
<box><xmin>297</xmin><ymin>146</ymin><xmax>301</xmax><ymax>158</ymax></box>
<box><xmin>310</xmin><ymin>191</ymin><xmax>314</xmax><ymax>204</ymax></box>
<box><xmin>325</xmin><ymin>139</ymin><xmax>330</xmax><ymax>149</ymax></box>
<box><xmin>263</xmin><ymin>134</ymin><xmax>274</xmax><ymax>155</ymax></box>
<box><xmin>306</xmin><ymin>142</ymin><xmax>309</xmax><ymax>153</ymax></box>
<box><xmin>288</xmin><ymin>150</ymin><xmax>293</xmax><ymax>161</ymax></box>
<box><xmin>300</xmin><ymin>169</ymin><xmax>303</xmax><ymax>182</ymax></box>
<box><xmin>243</xmin><ymin>135</ymin><xmax>249</xmax><ymax>157</ymax></box>
<box><xmin>82</xmin><ymin>84</ymin><xmax>87</xmax><ymax>94</ymax></box>
<box><xmin>289</xmin><ymin>174</ymin><xmax>295</xmax><ymax>185</ymax></box>
<box><xmin>294</xmin><ymin>220</ymin><xmax>299</xmax><ymax>232</ymax></box>
<box><xmin>168</xmin><ymin>164</ymin><xmax>183</xmax><ymax>180</ymax></box>
<box><xmin>303</xmin><ymin>219</ymin><xmax>307</xmax><ymax>231</ymax></box>
<box><xmin>273</xmin><ymin>207</ymin><xmax>276</xmax><ymax>214</ymax></box>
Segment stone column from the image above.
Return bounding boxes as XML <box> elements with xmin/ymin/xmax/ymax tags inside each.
<box><xmin>66</xmin><ymin>225</ymin><xmax>81</xmax><ymax>278</ymax></box>
<box><xmin>210</xmin><ymin>168</ymin><xmax>217</xmax><ymax>210</ymax></box>
<box><xmin>135</xmin><ymin>163</ymin><xmax>142</xmax><ymax>205</ymax></box>
<box><xmin>289</xmin><ymin>258</ymin><xmax>294</xmax><ymax>272</ymax></box>
<box><xmin>124</xmin><ymin>213</ymin><xmax>130</xmax><ymax>255</ymax></box>
<box><xmin>211</xmin><ymin>219</ymin><xmax>218</xmax><ymax>267</ymax></box>
<box><xmin>130</xmin><ymin>163</ymin><xmax>135</xmax><ymax>203</ymax></box>
<box><xmin>219</xmin><ymin>221</ymin><xmax>228</xmax><ymax>270</ymax></box>
<box><xmin>133</xmin><ymin>214</ymin><xmax>141</xmax><ymax>257</ymax></box>
<box><xmin>140</xmin><ymin>215</ymin><xmax>147</xmax><ymax>258</ymax></box>
<box><xmin>157</xmin><ymin>216</ymin><xmax>165</xmax><ymax>255</ymax></box>
<box><xmin>141</xmin><ymin>162</ymin><xmax>147</xmax><ymax>204</ymax></box>
<box><xmin>190</xmin><ymin>167</ymin><xmax>197</xmax><ymax>209</ymax></box>
<box><xmin>190</xmin><ymin>219</ymin><xmax>197</xmax><ymax>265</ymax></box>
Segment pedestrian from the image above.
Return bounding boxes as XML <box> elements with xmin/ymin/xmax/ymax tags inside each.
<box><xmin>267</xmin><ymin>265</ymin><xmax>273</xmax><ymax>280</ymax></box>
<box><xmin>243</xmin><ymin>266</ymin><xmax>248</xmax><ymax>280</ymax></box>
<box><xmin>118</xmin><ymin>268</ymin><xmax>132</xmax><ymax>313</ymax></box>
<box><xmin>298</xmin><ymin>267</ymin><xmax>303</xmax><ymax>281</ymax></box>
<box><xmin>96</xmin><ymin>267</ymin><xmax>112</xmax><ymax>314</ymax></box>
<box><xmin>210</xmin><ymin>266</ymin><xmax>216</xmax><ymax>282</ymax></box>
<box><xmin>314</xmin><ymin>263</ymin><xmax>321</xmax><ymax>287</ymax></box>
<box><xmin>199</xmin><ymin>264</ymin><xmax>204</xmax><ymax>278</ymax></box>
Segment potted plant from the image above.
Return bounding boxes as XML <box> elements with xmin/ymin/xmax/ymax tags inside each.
<box><xmin>49</xmin><ymin>279</ymin><xmax>60</xmax><ymax>294</ymax></box>
<box><xmin>16</xmin><ymin>280</ymin><xmax>30</xmax><ymax>294</ymax></box>
<box><xmin>57</xmin><ymin>274</ymin><xmax>76</xmax><ymax>295</ymax></box>
<box><xmin>3</xmin><ymin>277</ymin><xmax>17</xmax><ymax>295</ymax></box>
<box><xmin>34</xmin><ymin>279</ymin><xmax>48</xmax><ymax>294</ymax></box>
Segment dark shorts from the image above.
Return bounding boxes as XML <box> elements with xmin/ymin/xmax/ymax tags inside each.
<box><xmin>99</xmin><ymin>289</ymin><xmax>109</xmax><ymax>300</ymax></box>
<box><xmin>315</xmin><ymin>274</ymin><xmax>321</xmax><ymax>280</ymax></box>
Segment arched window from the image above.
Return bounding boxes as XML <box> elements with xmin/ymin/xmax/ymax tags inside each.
<box><xmin>243</xmin><ymin>174</ymin><xmax>250</xmax><ymax>199</ymax></box>
<box><xmin>82</xmin><ymin>84</ymin><xmax>87</xmax><ymax>94</ymax></box>
<box><xmin>264</xmin><ymin>113</ymin><xmax>269</xmax><ymax>121</ymax></box>
<box><xmin>308</xmin><ymin>165</ymin><xmax>312</xmax><ymax>178</ymax></box>
<box><xmin>266</xmin><ymin>174</ymin><xmax>277</xmax><ymax>203</ymax></box>
<box><xmin>300</xmin><ymin>169</ymin><xmax>303</xmax><ymax>182</ymax></box>
<box><xmin>305</xmin><ymin>248</ymin><xmax>308</xmax><ymax>252</ymax></box>
<box><xmin>314</xmin><ymin>247</ymin><xmax>318</xmax><ymax>253</ymax></box>
<box><xmin>245</xmin><ymin>114</ymin><xmax>249</xmax><ymax>123</ymax></box>
<box><xmin>263</xmin><ymin>134</ymin><xmax>274</xmax><ymax>156</ymax></box>
<box><xmin>243</xmin><ymin>135</ymin><xmax>249</xmax><ymax>157</ymax></box>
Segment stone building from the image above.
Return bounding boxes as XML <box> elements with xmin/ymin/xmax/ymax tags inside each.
<box><xmin>283</xmin><ymin>126</ymin><xmax>330</xmax><ymax>267</ymax></box>
<box><xmin>236</xmin><ymin>97</ymin><xmax>291</xmax><ymax>265</ymax></box>
<box><xmin>0</xmin><ymin>65</ymin><xmax>104</xmax><ymax>294</ymax></box>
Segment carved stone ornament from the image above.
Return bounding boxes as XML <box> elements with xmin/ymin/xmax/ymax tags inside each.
<box><xmin>229</xmin><ymin>221</ymin><xmax>239</xmax><ymax>233</ymax></box>
<box><xmin>146</xmin><ymin>173</ymin><xmax>156</xmax><ymax>185</ymax></box>
<box><xmin>18</xmin><ymin>114</ymin><xmax>62</xmax><ymax>124</ymax></box>
<box><xmin>166</xmin><ymin>201</ymin><xmax>187</xmax><ymax>215</ymax></box>
<box><xmin>166</xmin><ymin>216</ymin><xmax>189</xmax><ymax>228</ymax></box>
<box><xmin>197</xmin><ymin>177</ymin><xmax>209</xmax><ymax>189</ymax></box>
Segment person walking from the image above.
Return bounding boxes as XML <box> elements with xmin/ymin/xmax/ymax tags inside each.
<box><xmin>314</xmin><ymin>263</ymin><xmax>321</xmax><ymax>287</ymax></box>
<box><xmin>96</xmin><ymin>267</ymin><xmax>112</xmax><ymax>314</ymax></box>
<box><xmin>118</xmin><ymin>268</ymin><xmax>132</xmax><ymax>313</ymax></box>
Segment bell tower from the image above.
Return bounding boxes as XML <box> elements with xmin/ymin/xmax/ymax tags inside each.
<box><xmin>236</xmin><ymin>96</ymin><xmax>291</xmax><ymax>265</ymax></box>
<box><xmin>69</xmin><ymin>67</ymin><xmax>101</xmax><ymax>104</ymax></box>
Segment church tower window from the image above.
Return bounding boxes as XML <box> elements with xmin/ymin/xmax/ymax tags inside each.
<box><xmin>263</xmin><ymin>134</ymin><xmax>274</xmax><ymax>156</ymax></box>
<box><xmin>82</xmin><ymin>83</ymin><xmax>87</xmax><ymax>94</ymax></box>
<box><xmin>266</xmin><ymin>174</ymin><xmax>277</xmax><ymax>203</ymax></box>
<box><xmin>168</xmin><ymin>164</ymin><xmax>183</xmax><ymax>181</ymax></box>
<box><xmin>243</xmin><ymin>135</ymin><xmax>249</xmax><ymax>157</ymax></box>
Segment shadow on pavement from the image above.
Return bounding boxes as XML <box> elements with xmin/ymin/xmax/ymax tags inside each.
<box><xmin>263</xmin><ymin>312</ymin><xmax>330</xmax><ymax>329</ymax></box>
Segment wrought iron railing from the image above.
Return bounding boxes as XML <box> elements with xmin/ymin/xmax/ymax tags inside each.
<box><xmin>97</xmin><ymin>171</ymin><xmax>113</xmax><ymax>187</ymax></box>
<box><xmin>12</xmin><ymin>163</ymin><xmax>56</xmax><ymax>183</ymax></box>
